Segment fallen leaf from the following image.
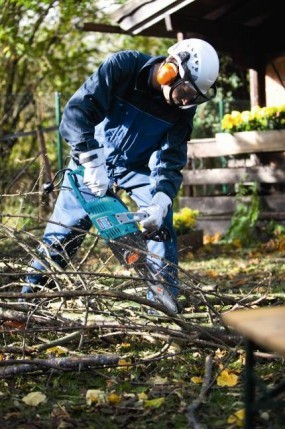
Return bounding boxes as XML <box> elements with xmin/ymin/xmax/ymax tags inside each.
<box><xmin>191</xmin><ymin>376</ymin><xmax>203</xmax><ymax>384</ymax></box>
<box><xmin>119</xmin><ymin>342</ymin><xmax>131</xmax><ymax>348</ymax></box>
<box><xmin>217</xmin><ymin>369</ymin><xmax>239</xmax><ymax>387</ymax></box>
<box><xmin>169</xmin><ymin>342</ymin><xmax>181</xmax><ymax>353</ymax></box>
<box><xmin>206</xmin><ymin>270</ymin><xmax>219</xmax><ymax>278</ymax></box>
<box><xmin>144</xmin><ymin>397</ymin><xmax>165</xmax><ymax>408</ymax></box>
<box><xmin>137</xmin><ymin>392</ymin><xmax>148</xmax><ymax>401</ymax></box>
<box><xmin>22</xmin><ymin>391</ymin><xmax>46</xmax><ymax>406</ymax></box>
<box><xmin>149</xmin><ymin>376</ymin><xmax>168</xmax><ymax>385</ymax></box>
<box><xmin>214</xmin><ymin>348</ymin><xmax>227</xmax><ymax>360</ymax></box>
<box><xmin>46</xmin><ymin>346</ymin><xmax>68</xmax><ymax>356</ymax></box>
<box><xmin>118</xmin><ymin>359</ymin><xmax>132</xmax><ymax>370</ymax></box>
<box><xmin>227</xmin><ymin>408</ymin><xmax>245</xmax><ymax>427</ymax></box>
<box><xmin>86</xmin><ymin>389</ymin><xmax>106</xmax><ymax>405</ymax></box>
<box><xmin>204</xmin><ymin>232</ymin><xmax>222</xmax><ymax>244</ymax></box>
<box><xmin>107</xmin><ymin>392</ymin><xmax>122</xmax><ymax>405</ymax></box>
<box><xmin>2</xmin><ymin>320</ymin><xmax>25</xmax><ymax>329</ymax></box>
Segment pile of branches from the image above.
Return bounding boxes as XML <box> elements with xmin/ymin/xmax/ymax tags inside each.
<box><xmin>0</xmin><ymin>218</ymin><xmax>275</xmax><ymax>379</ymax></box>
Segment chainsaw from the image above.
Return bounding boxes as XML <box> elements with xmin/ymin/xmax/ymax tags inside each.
<box><xmin>66</xmin><ymin>166</ymin><xmax>178</xmax><ymax>313</ymax></box>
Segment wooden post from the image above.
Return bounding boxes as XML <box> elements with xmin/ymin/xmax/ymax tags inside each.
<box><xmin>37</xmin><ymin>125</ymin><xmax>55</xmax><ymax>213</ymax></box>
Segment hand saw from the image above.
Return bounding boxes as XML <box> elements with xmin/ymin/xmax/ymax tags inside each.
<box><xmin>67</xmin><ymin>166</ymin><xmax>178</xmax><ymax>313</ymax></box>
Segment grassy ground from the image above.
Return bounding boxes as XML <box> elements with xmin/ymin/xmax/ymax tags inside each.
<box><xmin>1</xmin><ymin>236</ymin><xmax>285</xmax><ymax>429</ymax></box>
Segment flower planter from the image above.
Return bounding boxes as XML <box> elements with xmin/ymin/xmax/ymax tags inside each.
<box><xmin>177</xmin><ymin>229</ymin><xmax>203</xmax><ymax>256</ymax></box>
<box><xmin>215</xmin><ymin>130</ymin><xmax>285</xmax><ymax>155</ymax></box>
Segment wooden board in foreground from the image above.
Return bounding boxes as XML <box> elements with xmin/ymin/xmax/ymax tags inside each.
<box><xmin>222</xmin><ymin>306</ymin><xmax>285</xmax><ymax>357</ymax></box>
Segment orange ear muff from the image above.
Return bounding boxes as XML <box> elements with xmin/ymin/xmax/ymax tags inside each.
<box><xmin>157</xmin><ymin>62</ymin><xmax>179</xmax><ymax>85</ymax></box>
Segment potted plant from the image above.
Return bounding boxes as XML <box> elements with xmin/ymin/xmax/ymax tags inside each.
<box><xmin>173</xmin><ymin>207</ymin><xmax>203</xmax><ymax>255</ymax></box>
<box><xmin>216</xmin><ymin>105</ymin><xmax>285</xmax><ymax>150</ymax></box>
<box><xmin>221</xmin><ymin>105</ymin><xmax>285</xmax><ymax>132</ymax></box>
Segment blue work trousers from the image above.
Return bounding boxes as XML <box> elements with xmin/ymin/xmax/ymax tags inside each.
<box><xmin>24</xmin><ymin>159</ymin><xmax>179</xmax><ymax>297</ymax></box>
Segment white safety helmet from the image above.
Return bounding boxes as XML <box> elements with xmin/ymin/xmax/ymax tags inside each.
<box><xmin>168</xmin><ymin>38</ymin><xmax>219</xmax><ymax>94</ymax></box>
<box><xmin>164</xmin><ymin>38</ymin><xmax>219</xmax><ymax>108</ymax></box>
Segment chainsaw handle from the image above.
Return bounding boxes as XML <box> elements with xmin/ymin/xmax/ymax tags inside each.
<box><xmin>129</xmin><ymin>212</ymin><xmax>149</xmax><ymax>222</ymax></box>
<box><xmin>143</xmin><ymin>226</ymin><xmax>171</xmax><ymax>242</ymax></box>
<box><xmin>67</xmin><ymin>166</ymin><xmax>88</xmax><ymax>207</ymax></box>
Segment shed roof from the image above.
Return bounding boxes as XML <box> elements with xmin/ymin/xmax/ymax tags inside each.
<box><xmin>81</xmin><ymin>0</ymin><xmax>284</xmax><ymax>70</ymax></box>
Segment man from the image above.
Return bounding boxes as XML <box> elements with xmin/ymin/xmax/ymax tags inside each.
<box><xmin>20</xmin><ymin>38</ymin><xmax>219</xmax><ymax>310</ymax></box>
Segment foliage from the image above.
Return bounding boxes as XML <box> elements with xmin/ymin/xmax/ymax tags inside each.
<box><xmin>221</xmin><ymin>104</ymin><xmax>285</xmax><ymax>133</ymax></box>
<box><xmin>223</xmin><ymin>182</ymin><xmax>261</xmax><ymax>246</ymax></box>
<box><xmin>0</xmin><ymin>1</ymin><xmax>93</xmax><ymax>138</ymax></box>
<box><xmin>191</xmin><ymin>55</ymin><xmax>250</xmax><ymax>138</ymax></box>
<box><xmin>0</xmin><ymin>0</ymin><xmax>172</xmax><ymax>189</ymax></box>
<box><xmin>173</xmin><ymin>207</ymin><xmax>199</xmax><ymax>235</ymax></box>
<box><xmin>191</xmin><ymin>100</ymin><xmax>221</xmax><ymax>138</ymax></box>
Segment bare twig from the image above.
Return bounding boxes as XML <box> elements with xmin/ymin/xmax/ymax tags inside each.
<box><xmin>187</xmin><ymin>354</ymin><xmax>213</xmax><ymax>429</ymax></box>
<box><xmin>0</xmin><ymin>354</ymin><xmax>120</xmax><ymax>378</ymax></box>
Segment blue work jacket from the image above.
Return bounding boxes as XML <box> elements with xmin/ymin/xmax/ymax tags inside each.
<box><xmin>59</xmin><ymin>50</ymin><xmax>196</xmax><ymax>199</ymax></box>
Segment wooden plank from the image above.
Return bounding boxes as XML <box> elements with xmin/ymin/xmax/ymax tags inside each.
<box><xmin>180</xmin><ymin>196</ymin><xmax>236</xmax><ymax>214</ymax></box>
<box><xmin>179</xmin><ymin>195</ymin><xmax>285</xmax><ymax>215</ymax></box>
<box><xmin>182</xmin><ymin>166</ymin><xmax>285</xmax><ymax>185</ymax></box>
<box><xmin>195</xmin><ymin>218</ymin><xmax>232</xmax><ymax>235</ymax></box>
<box><xmin>114</xmin><ymin>0</ymin><xmax>195</xmax><ymax>32</ymax></box>
<box><xmin>188</xmin><ymin>130</ymin><xmax>285</xmax><ymax>158</ymax></box>
<box><xmin>222</xmin><ymin>306</ymin><xmax>285</xmax><ymax>357</ymax></box>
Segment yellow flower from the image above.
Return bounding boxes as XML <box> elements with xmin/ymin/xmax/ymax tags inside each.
<box><xmin>221</xmin><ymin>104</ymin><xmax>285</xmax><ymax>133</ymax></box>
<box><xmin>221</xmin><ymin>114</ymin><xmax>235</xmax><ymax>130</ymax></box>
<box><xmin>241</xmin><ymin>110</ymin><xmax>252</xmax><ymax>122</ymax></box>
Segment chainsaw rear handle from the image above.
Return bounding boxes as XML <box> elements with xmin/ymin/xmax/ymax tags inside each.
<box><xmin>66</xmin><ymin>165</ymin><xmax>88</xmax><ymax>207</ymax></box>
<box><xmin>67</xmin><ymin>166</ymin><xmax>144</xmax><ymax>223</ymax></box>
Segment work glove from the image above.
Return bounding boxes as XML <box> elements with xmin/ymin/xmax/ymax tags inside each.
<box><xmin>79</xmin><ymin>148</ymin><xmax>109</xmax><ymax>197</ymax></box>
<box><xmin>138</xmin><ymin>192</ymin><xmax>172</xmax><ymax>232</ymax></box>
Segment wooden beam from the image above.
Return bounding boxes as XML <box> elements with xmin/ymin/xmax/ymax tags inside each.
<box><xmin>179</xmin><ymin>195</ymin><xmax>285</xmax><ymax>215</ymax></box>
<box><xmin>75</xmin><ymin>22</ymin><xmax>130</xmax><ymax>34</ymax></box>
<box><xmin>76</xmin><ymin>22</ymin><xmax>177</xmax><ymax>39</ymax></box>
<box><xmin>182</xmin><ymin>166</ymin><xmax>285</xmax><ymax>185</ymax></box>
<box><xmin>112</xmin><ymin>0</ymin><xmax>196</xmax><ymax>33</ymax></box>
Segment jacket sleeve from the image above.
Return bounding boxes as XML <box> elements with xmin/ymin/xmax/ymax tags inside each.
<box><xmin>59</xmin><ymin>52</ymin><xmax>133</xmax><ymax>155</ymax></box>
<box><xmin>149</xmin><ymin>109</ymin><xmax>196</xmax><ymax>200</ymax></box>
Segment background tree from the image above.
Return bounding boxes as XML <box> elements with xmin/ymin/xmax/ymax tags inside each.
<box><xmin>0</xmin><ymin>1</ymin><xmax>176</xmax><ymax>188</ymax></box>
<box><xmin>0</xmin><ymin>1</ymin><xmax>101</xmax><ymax>155</ymax></box>
<box><xmin>0</xmin><ymin>0</ymin><xmax>249</xmax><ymax>191</ymax></box>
